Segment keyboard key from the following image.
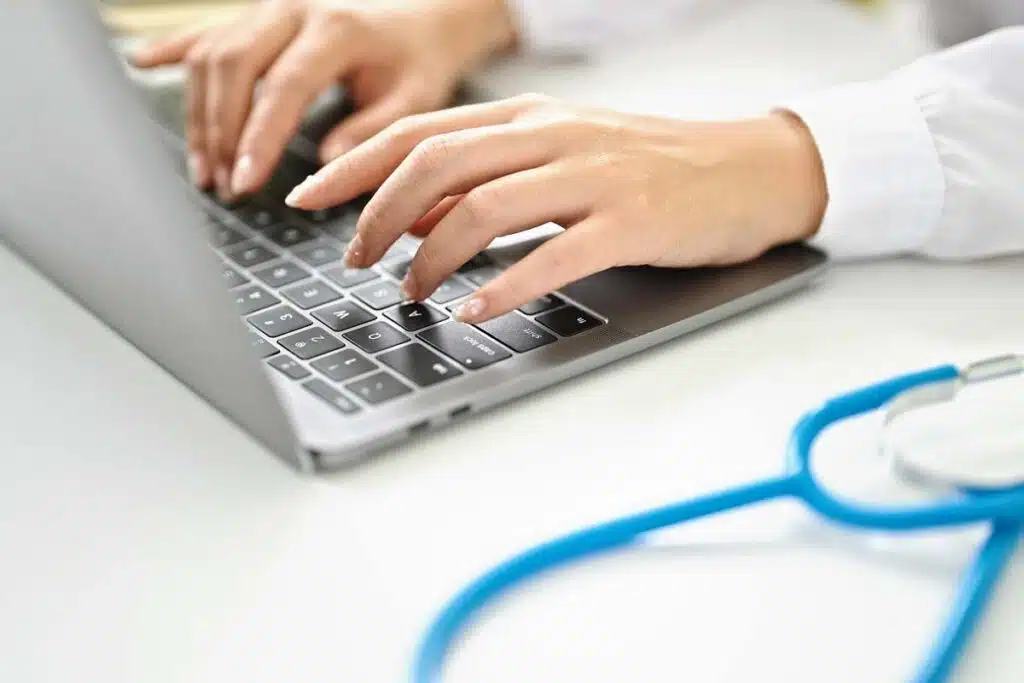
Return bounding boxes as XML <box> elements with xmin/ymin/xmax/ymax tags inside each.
<box><xmin>519</xmin><ymin>294</ymin><xmax>563</xmax><ymax>315</ymax></box>
<box><xmin>311</xmin><ymin>349</ymin><xmax>377</xmax><ymax>382</ymax></box>
<box><xmin>279</xmin><ymin>326</ymin><xmax>344</xmax><ymax>360</ymax></box>
<box><xmin>536</xmin><ymin>305</ymin><xmax>604</xmax><ymax>337</ymax></box>
<box><xmin>477</xmin><ymin>313</ymin><xmax>557</xmax><ymax>353</ymax></box>
<box><xmin>344</xmin><ymin>371</ymin><xmax>412</xmax><ymax>405</ymax></box>
<box><xmin>381</xmin><ymin>257</ymin><xmax>412</xmax><ymax>280</ymax></box>
<box><xmin>304</xmin><ymin>379</ymin><xmax>361</xmax><ymax>415</ymax></box>
<box><xmin>322</xmin><ymin>264</ymin><xmax>379</xmax><ymax>289</ymax></box>
<box><xmin>281</xmin><ymin>280</ymin><xmax>342</xmax><ymax>310</ymax></box>
<box><xmin>211</xmin><ymin>224</ymin><xmax>246</xmax><ymax>248</ymax></box>
<box><xmin>343</xmin><ymin>321</ymin><xmax>408</xmax><ymax>354</ymax></box>
<box><xmin>251</xmin><ymin>261</ymin><xmax>311</xmax><ymax>288</ymax></box>
<box><xmin>233</xmin><ymin>204</ymin><xmax>282</xmax><ymax>230</ymax></box>
<box><xmin>248</xmin><ymin>331</ymin><xmax>279</xmax><ymax>359</ymax></box>
<box><xmin>224</xmin><ymin>243</ymin><xmax>276</xmax><ymax>268</ymax></box>
<box><xmin>312</xmin><ymin>300</ymin><xmax>375</xmax><ymax>332</ymax></box>
<box><xmin>418</xmin><ymin>322</ymin><xmax>512</xmax><ymax>369</ymax></box>
<box><xmin>352</xmin><ymin>280</ymin><xmax>403</xmax><ymax>310</ymax></box>
<box><xmin>267</xmin><ymin>354</ymin><xmax>311</xmax><ymax>380</ymax></box>
<box><xmin>384</xmin><ymin>303</ymin><xmax>447</xmax><ymax>331</ymax></box>
<box><xmin>293</xmin><ymin>239</ymin><xmax>344</xmax><ymax>267</ymax></box>
<box><xmin>463</xmin><ymin>265</ymin><xmax>504</xmax><ymax>287</ymax></box>
<box><xmin>378</xmin><ymin>343</ymin><xmax>463</xmax><ymax>387</ymax></box>
<box><xmin>247</xmin><ymin>306</ymin><xmax>311</xmax><ymax>338</ymax></box>
<box><xmin>220</xmin><ymin>265</ymin><xmax>248</xmax><ymax>289</ymax></box>
<box><xmin>457</xmin><ymin>253</ymin><xmax>495</xmax><ymax>273</ymax></box>
<box><xmin>234</xmin><ymin>285</ymin><xmax>280</xmax><ymax>315</ymax></box>
<box><xmin>267</xmin><ymin>224</ymin><xmax>318</xmax><ymax>248</ymax></box>
<box><xmin>429</xmin><ymin>277</ymin><xmax>472</xmax><ymax>304</ymax></box>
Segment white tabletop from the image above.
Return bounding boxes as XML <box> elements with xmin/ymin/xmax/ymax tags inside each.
<box><xmin>3</xmin><ymin>2</ymin><xmax>1023</xmax><ymax>682</ymax></box>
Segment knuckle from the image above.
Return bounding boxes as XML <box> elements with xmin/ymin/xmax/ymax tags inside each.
<box><xmin>184</xmin><ymin>45</ymin><xmax>210</xmax><ymax>69</ymax></box>
<box><xmin>407</xmin><ymin>136</ymin><xmax>455</xmax><ymax>176</ymax></box>
<box><xmin>264</xmin><ymin>70</ymin><xmax>316</xmax><ymax>99</ymax></box>
<box><xmin>458</xmin><ymin>187</ymin><xmax>500</xmax><ymax>227</ymax></box>
<box><xmin>514</xmin><ymin>92</ymin><xmax>554</xmax><ymax>110</ymax></box>
<box><xmin>208</xmin><ymin>44</ymin><xmax>245</xmax><ymax>70</ymax></box>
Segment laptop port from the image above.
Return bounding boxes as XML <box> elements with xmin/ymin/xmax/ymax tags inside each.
<box><xmin>449</xmin><ymin>405</ymin><xmax>471</xmax><ymax>420</ymax></box>
<box><xmin>408</xmin><ymin>420</ymin><xmax>430</xmax><ymax>435</ymax></box>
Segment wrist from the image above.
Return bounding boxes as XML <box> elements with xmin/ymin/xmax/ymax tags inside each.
<box><xmin>764</xmin><ymin>110</ymin><xmax>828</xmax><ymax>244</ymax></box>
<box><xmin>426</xmin><ymin>0</ymin><xmax>518</xmax><ymax>73</ymax></box>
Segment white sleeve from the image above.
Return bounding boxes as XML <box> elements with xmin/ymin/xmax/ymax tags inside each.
<box><xmin>783</xmin><ymin>26</ymin><xmax>1024</xmax><ymax>261</ymax></box>
<box><xmin>504</xmin><ymin>0</ymin><xmax>714</xmax><ymax>55</ymax></box>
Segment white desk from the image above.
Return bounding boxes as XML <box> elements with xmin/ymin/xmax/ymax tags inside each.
<box><xmin>3</xmin><ymin>2</ymin><xmax>1023</xmax><ymax>682</ymax></box>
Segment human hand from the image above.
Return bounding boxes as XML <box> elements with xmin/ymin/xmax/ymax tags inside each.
<box><xmin>131</xmin><ymin>0</ymin><xmax>517</xmax><ymax>201</ymax></box>
<box><xmin>283</xmin><ymin>95</ymin><xmax>828</xmax><ymax>324</ymax></box>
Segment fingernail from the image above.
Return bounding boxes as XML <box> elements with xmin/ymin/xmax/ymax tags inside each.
<box><xmin>188</xmin><ymin>153</ymin><xmax>208</xmax><ymax>186</ymax></box>
<box><xmin>344</xmin><ymin>235</ymin><xmax>364</xmax><ymax>268</ymax></box>
<box><xmin>454</xmin><ymin>297</ymin><xmax>486</xmax><ymax>322</ymax></box>
<box><xmin>215</xmin><ymin>166</ymin><xmax>233</xmax><ymax>202</ymax></box>
<box><xmin>401</xmin><ymin>272</ymin><xmax>417</xmax><ymax>300</ymax></box>
<box><xmin>285</xmin><ymin>173</ymin><xmax>323</xmax><ymax>207</ymax></box>
<box><xmin>231</xmin><ymin>155</ymin><xmax>256</xmax><ymax>195</ymax></box>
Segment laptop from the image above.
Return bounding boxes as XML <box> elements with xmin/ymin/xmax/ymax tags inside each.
<box><xmin>0</xmin><ymin>1</ymin><xmax>827</xmax><ymax>472</ymax></box>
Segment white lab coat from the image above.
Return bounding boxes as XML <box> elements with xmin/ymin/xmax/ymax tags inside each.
<box><xmin>507</xmin><ymin>0</ymin><xmax>1024</xmax><ymax>261</ymax></box>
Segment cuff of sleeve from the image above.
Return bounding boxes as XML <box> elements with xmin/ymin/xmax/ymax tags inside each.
<box><xmin>783</xmin><ymin>79</ymin><xmax>946</xmax><ymax>261</ymax></box>
<box><xmin>503</xmin><ymin>0</ymin><xmax>601</xmax><ymax>56</ymax></box>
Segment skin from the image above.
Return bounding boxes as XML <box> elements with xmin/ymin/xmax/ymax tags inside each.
<box><xmin>135</xmin><ymin>0</ymin><xmax>828</xmax><ymax>326</ymax></box>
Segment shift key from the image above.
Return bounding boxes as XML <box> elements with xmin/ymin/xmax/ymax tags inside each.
<box><xmin>418</xmin><ymin>322</ymin><xmax>511</xmax><ymax>370</ymax></box>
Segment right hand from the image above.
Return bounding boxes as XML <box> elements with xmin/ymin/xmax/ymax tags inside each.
<box><xmin>132</xmin><ymin>0</ymin><xmax>517</xmax><ymax>201</ymax></box>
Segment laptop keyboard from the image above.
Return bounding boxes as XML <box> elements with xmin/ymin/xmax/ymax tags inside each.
<box><xmin>194</xmin><ymin>151</ymin><xmax>607</xmax><ymax>418</ymax></box>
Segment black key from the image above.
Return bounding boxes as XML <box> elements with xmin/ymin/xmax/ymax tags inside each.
<box><xmin>384</xmin><ymin>303</ymin><xmax>447</xmax><ymax>331</ymax></box>
<box><xmin>234</xmin><ymin>285</ymin><xmax>280</xmax><ymax>315</ymax></box>
<box><xmin>220</xmin><ymin>265</ymin><xmax>249</xmax><ymax>289</ymax></box>
<box><xmin>536</xmin><ymin>305</ymin><xmax>604</xmax><ymax>337</ymax></box>
<box><xmin>251</xmin><ymin>261</ymin><xmax>311</xmax><ymax>288</ymax></box>
<box><xmin>381</xmin><ymin>257</ymin><xmax>412</xmax><ymax>280</ymax></box>
<box><xmin>429</xmin><ymin>277</ymin><xmax>472</xmax><ymax>304</ymax></box>
<box><xmin>211</xmin><ymin>224</ymin><xmax>246</xmax><ymax>248</ymax></box>
<box><xmin>418</xmin><ymin>322</ymin><xmax>512</xmax><ymax>369</ymax></box>
<box><xmin>344</xmin><ymin>371</ymin><xmax>412</xmax><ymax>405</ymax></box>
<box><xmin>477</xmin><ymin>313</ymin><xmax>557</xmax><ymax>353</ymax></box>
<box><xmin>247</xmin><ymin>306</ymin><xmax>311</xmax><ymax>338</ymax></box>
<box><xmin>312</xmin><ymin>300</ymin><xmax>375</xmax><ymax>333</ymax></box>
<box><xmin>344</xmin><ymin>321</ymin><xmax>408</xmax><ymax>354</ymax></box>
<box><xmin>267</xmin><ymin>354</ymin><xmax>311</xmax><ymax>380</ymax></box>
<box><xmin>322</xmin><ymin>264</ymin><xmax>380</xmax><ymax>289</ymax></box>
<box><xmin>279</xmin><ymin>326</ymin><xmax>345</xmax><ymax>360</ymax></box>
<box><xmin>304</xmin><ymin>378</ymin><xmax>361</xmax><ymax>415</ymax></box>
<box><xmin>293</xmin><ymin>239</ymin><xmax>344</xmax><ymax>267</ymax></box>
<box><xmin>352</xmin><ymin>280</ymin><xmax>403</xmax><ymax>310</ymax></box>
<box><xmin>457</xmin><ymin>253</ymin><xmax>495</xmax><ymax>273</ymax></box>
<box><xmin>224</xmin><ymin>243</ymin><xmax>276</xmax><ymax>268</ymax></box>
<box><xmin>248</xmin><ymin>331</ymin><xmax>279</xmax><ymax>359</ymax></box>
<box><xmin>267</xmin><ymin>224</ymin><xmax>318</xmax><ymax>248</ymax></box>
<box><xmin>378</xmin><ymin>343</ymin><xmax>463</xmax><ymax>387</ymax></box>
<box><xmin>463</xmin><ymin>265</ymin><xmax>504</xmax><ymax>287</ymax></box>
<box><xmin>281</xmin><ymin>279</ymin><xmax>342</xmax><ymax>310</ymax></box>
<box><xmin>519</xmin><ymin>294</ymin><xmax>563</xmax><ymax>315</ymax></box>
<box><xmin>311</xmin><ymin>349</ymin><xmax>378</xmax><ymax>382</ymax></box>
<box><xmin>233</xmin><ymin>204</ymin><xmax>282</xmax><ymax>231</ymax></box>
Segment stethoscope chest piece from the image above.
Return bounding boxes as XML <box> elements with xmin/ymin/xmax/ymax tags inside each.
<box><xmin>881</xmin><ymin>356</ymin><xmax>1024</xmax><ymax>491</ymax></box>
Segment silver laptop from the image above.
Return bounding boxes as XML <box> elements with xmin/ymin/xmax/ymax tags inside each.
<box><xmin>0</xmin><ymin>1</ymin><xmax>827</xmax><ymax>472</ymax></box>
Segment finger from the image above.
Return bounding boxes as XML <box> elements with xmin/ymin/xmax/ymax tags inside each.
<box><xmin>404</xmin><ymin>163</ymin><xmax>595</xmax><ymax>301</ymax></box>
<box><xmin>351</xmin><ymin>122</ymin><xmax>561</xmax><ymax>267</ymax></box>
<box><xmin>203</xmin><ymin>15</ymin><xmax>301</xmax><ymax>198</ymax></box>
<box><xmin>233</xmin><ymin>24</ymin><xmax>350</xmax><ymax>198</ymax></box>
<box><xmin>132</xmin><ymin>26</ymin><xmax>207</xmax><ymax>68</ymax></box>
<box><xmin>318</xmin><ymin>84</ymin><xmax>423</xmax><ymax>163</ymax></box>
<box><xmin>285</xmin><ymin>94</ymin><xmax>548</xmax><ymax>209</ymax></box>
<box><xmin>452</xmin><ymin>217</ymin><xmax>620</xmax><ymax>324</ymax></box>
<box><xmin>410</xmin><ymin>195</ymin><xmax>463</xmax><ymax>237</ymax></box>
<box><xmin>183</xmin><ymin>40</ymin><xmax>213</xmax><ymax>188</ymax></box>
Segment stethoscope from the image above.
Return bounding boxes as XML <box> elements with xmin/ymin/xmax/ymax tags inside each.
<box><xmin>411</xmin><ymin>354</ymin><xmax>1024</xmax><ymax>683</ymax></box>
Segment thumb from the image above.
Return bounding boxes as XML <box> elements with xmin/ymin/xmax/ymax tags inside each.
<box><xmin>318</xmin><ymin>85</ymin><xmax>425</xmax><ymax>163</ymax></box>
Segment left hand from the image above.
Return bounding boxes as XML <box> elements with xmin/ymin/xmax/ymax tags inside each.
<box><xmin>285</xmin><ymin>94</ymin><xmax>827</xmax><ymax>324</ymax></box>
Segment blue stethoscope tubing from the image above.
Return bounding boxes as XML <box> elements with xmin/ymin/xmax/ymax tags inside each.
<box><xmin>411</xmin><ymin>364</ymin><xmax>1024</xmax><ymax>683</ymax></box>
